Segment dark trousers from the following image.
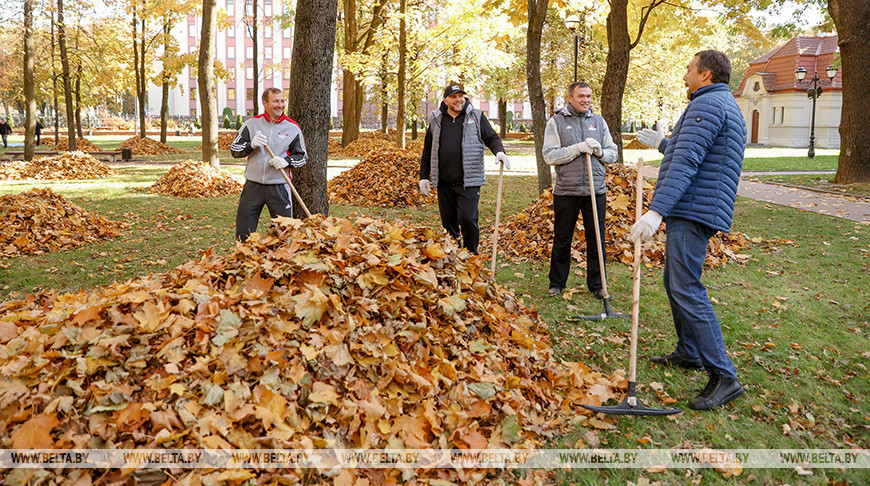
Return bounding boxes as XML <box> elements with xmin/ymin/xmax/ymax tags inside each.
<box><xmin>549</xmin><ymin>192</ymin><xmax>607</xmax><ymax>291</ymax></box>
<box><xmin>1</xmin><ymin>133</ymin><xmax>6</xmax><ymax>148</ymax></box>
<box><xmin>437</xmin><ymin>183</ymin><xmax>480</xmax><ymax>253</ymax></box>
<box><xmin>235</xmin><ymin>180</ymin><xmax>293</xmax><ymax>242</ymax></box>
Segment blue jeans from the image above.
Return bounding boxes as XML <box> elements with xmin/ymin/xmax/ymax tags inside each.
<box><xmin>663</xmin><ymin>217</ymin><xmax>738</xmax><ymax>378</ymax></box>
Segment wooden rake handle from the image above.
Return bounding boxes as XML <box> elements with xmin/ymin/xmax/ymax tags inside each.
<box><xmin>263</xmin><ymin>144</ymin><xmax>312</xmax><ymax>218</ymax></box>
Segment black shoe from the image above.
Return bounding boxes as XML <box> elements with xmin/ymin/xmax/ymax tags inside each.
<box><xmin>547</xmin><ymin>286</ymin><xmax>562</xmax><ymax>297</ymax></box>
<box><xmin>649</xmin><ymin>352</ymin><xmax>704</xmax><ymax>370</ymax></box>
<box><xmin>590</xmin><ymin>288</ymin><xmax>605</xmax><ymax>300</ymax></box>
<box><xmin>688</xmin><ymin>374</ymin><xmax>745</xmax><ymax>411</ymax></box>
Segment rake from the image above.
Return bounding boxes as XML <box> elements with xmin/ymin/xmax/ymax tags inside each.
<box><xmin>582</xmin><ymin>158</ymin><xmax>681</xmax><ymax>416</ymax></box>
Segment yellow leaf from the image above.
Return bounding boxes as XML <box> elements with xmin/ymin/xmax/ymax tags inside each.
<box><xmin>11</xmin><ymin>413</ymin><xmax>59</xmax><ymax>449</ymax></box>
<box><xmin>308</xmin><ymin>382</ymin><xmax>339</xmax><ymax>406</ymax></box>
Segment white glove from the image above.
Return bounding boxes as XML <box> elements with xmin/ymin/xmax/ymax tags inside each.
<box><xmin>270</xmin><ymin>156</ymin><xmax>289</xmax><ymax>170</ymax></box>
<box><xmin>585</xmin><ymin>138</ymin><xmax>603</xmax><ymax>157</ymax></box>
<box><xmin>419</xmin><ymin>179</ymin><xmax>431</xmax><ymax>196</ymax></box>
<box><xmin>496</xmin><ymin>151</ymin><xmax>510</xmax><ymax>170</ymax></box>
<box><xmin>574</xmin><ymin>141</ymin><xmax>593</xmax><ymax>154</ymax></box>
<box><xmin>630</xmin><ymin>210</ymin><xmax>663</xmax><ymax>242</ymax></box>
<box><xmin>637</xmin><ymin>127</ymin><xmax>664</xmax><ymax>150</ymax></box>
<box><xmin>251</xmin><ymin>131</ymin><xmax>268</xmax><ymax>149</ymax></box>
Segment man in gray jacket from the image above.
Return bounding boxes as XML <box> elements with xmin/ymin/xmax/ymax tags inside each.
<box><xmin>231</xmin><ymin>87</ymin><xmax>307</xmax><ymax>242</ymax></box>
<box><xmin>418</xmin><ymin>83</ymin><xmax>509</xmax><ymax>254</ymax></box>
<box><xmin>543</xmin><ymin>81</ymin><xmax>619</xmax><ymax>297</ymax></box>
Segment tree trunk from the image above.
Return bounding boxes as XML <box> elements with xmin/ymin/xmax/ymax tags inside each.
<box><xmin>498</xmin><ymin>98</ymin><xmax>507</xmax><ymax>138</ymax></box>
<box><xmin>380</xmin><ymin>51</ymin><xmax>388</xmax><ymax>132</ymax></box>
<box><xmin>75</xmin><ymin>63</ymin><xmax>83</xmax><ymax>138</ymax></box>
<box><xmin>252</xmin><ymin>0</ymin><xmax>259</xmax><ymax>115</ymax></box>
<box><xmin>199</xmin><ymin>0</ymin><xmax>219</xmax><ymax>167</ymax></box>
<box><xmin>51</xmin><ymin>10</ymin><xmax>58</xmax><ymax>142</ymax></box>
<box><xmin>830</xmin><ymin>0</ymin><xmax>870</xmax><ymax>183</ymax></box>
<box><xmin>340</xmin><ymin>0</ymin><xmax>359</xmax><ymax>146</ymax></box>
<box><xmin>24</xmin><ymin>0</ymin><xmax>36</xmax><ymax>161</ymax></box>
<box><xmin>139</xmin><ymin>13</ymin><xmax>147</xmax><ymax>138</ymax></box>
<box><xmin>287</xmin><ymin>0</ymin><xmax>338</xmax><ymax>216</ymax></box>
<box><xmin>395</xmin><ymin>0</ymin><xmax>406</xmax><ymax>149</ymax></box>
<box><xmin>58</xmin><ymin>0</ymin><xmax>76</xmax><ymax>151</ymax></box>
<box><xmin>599</xmin><ymin>0</ymin><xmax>630</xmax><ymax>165</ymax></box>
<box><xmin>160</xmin><ymin>20</ymin><xmax>171</xmax><ymax>144</ymax></box>
<box><xmin>132</xmin><ymin>8</ymin><xmax>141</xmax><ymax>136</ymax></box>
<box><xmin>526</xmin><ymin>0</ymin><xmax>551</xmax><ymax>194</ymax></box>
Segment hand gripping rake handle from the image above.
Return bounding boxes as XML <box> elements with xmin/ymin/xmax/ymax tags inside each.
<box><xmin>263</xmin><ymin>144</ymin><xmax>312</xmax><ymax>218</ymax></box>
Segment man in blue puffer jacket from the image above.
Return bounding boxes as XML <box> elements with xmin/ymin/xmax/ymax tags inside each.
<box><xmin>632</xmin><ymin>50</ymin><xmax>747</xmax><ymax>411</ymax></box>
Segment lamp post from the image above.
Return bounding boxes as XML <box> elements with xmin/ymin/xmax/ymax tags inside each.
<box><xmin>564</xmin><ymin>15</ymin><xmax>580</xmax><ymax>82</ymax></box>
<box><xmin>795</xmin><ymin>64</ymin><xmax>838</xmax><ymax>159</ymax></box>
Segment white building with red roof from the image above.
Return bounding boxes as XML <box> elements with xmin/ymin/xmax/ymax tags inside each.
<box><xmin>734</xmin><ymin>35</ymin><xmax>841</xmax><ymax>149</ymax></box>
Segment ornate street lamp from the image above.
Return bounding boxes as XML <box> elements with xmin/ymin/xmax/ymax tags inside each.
<box><xmin>795</xmin><ymin>64</ymin><xmax>838</xmax><ymax>159</ymax></box>
<box><xmin>564</xmin><ymin>15</ymin><xmax>581</xmax><ymax>82</ymax></box>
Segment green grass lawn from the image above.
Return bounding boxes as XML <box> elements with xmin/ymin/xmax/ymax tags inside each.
<box><xmin>747</xmin><ymin>173</ymin><xmax>870</xmax><ymax>198</ymax></box>
<box><xmin>1</xmin><ymin>165</ymin><xmax>866</xmax><ymax>484</ymax></box>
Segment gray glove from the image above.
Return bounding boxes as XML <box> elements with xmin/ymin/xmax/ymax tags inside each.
<box><xmin>630</xmin><ymin>210</ymin><xmax>663</xmax><ymax>242</ymax></box>
<box><xmin>270</xmin><ymin>156</ymin><xmax>289</xmax><ymax>170</ymax></box>
<box><xmin>585</xmin><ymin>138</ymin><xmax>603</xmax><ymax>157</ymax></box>
<box><xmin>419</xmin><ymin>179</ymin><xmax>431</xmax><ymax>196</ymax></box>
<box><xmin>574</xmin><ymin>141</ymin><xmax>593</xmax><ymax>155</ymax></box>
<box><xmin>251</xmin><ymin>131</ymin><xmax>268</xmax><ymax>149</ymax></box>
<box><xmin>637</xmin><ymin>127</ymin><xmax>664</xmax><ymax>150</ymax></box>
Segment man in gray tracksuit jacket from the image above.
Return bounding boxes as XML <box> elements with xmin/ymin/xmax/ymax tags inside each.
<box><xmin>418</xmin><ymin>83</ymin><xmax>509</xmax><ymax>254</ymax></box>
<box><xmin>231</xmin><ymin>87</ymin><xmax>307</xmax><ymax>242</ymax></box>
<box><xmin>543</xmin><ymin>81</ymin><xmax>618</xmax><ymax>297</ymax></box>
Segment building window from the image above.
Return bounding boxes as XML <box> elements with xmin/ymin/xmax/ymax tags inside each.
<box><xmin>265</xmin><ymin>46</ymin><xmax>272</xmax><ymax>59</ymax></box>
<box><xmin>190</xmin><ymin>87</ymin><xmax>197</xmax><ymax>100</ymax></box>
<box><xmin>227</xmin><ymin>46</ymin><xmax>235</xmax><ymax>58</ymax></box>
<box><xmin>753</xmin><ymin>81</ymin><xmax>760</xmax><ymax>92</ymax></box>
<box><xmin>283</xmin><ymin>46</ymin><xmax>291</xmax><ymax>59</ymax></box>
<box><xmin>245</xmin><ymin>0</ymin><xmax>253</xmax><ymax>16</ymax></box>
<box><xmin>228</xmin><ymin>88</ymin><xmax>236</xmax><ymax>100</ymax></box>
<box><xmin>265</xmin><ymin>26</ymin><xmax>272</xmax><ymax>38</ymax></box>
<box><xmin>246</xmin><ymin>46</ymin><xmax>253</xmax><ymax>59</ymax></box>
<box><xmin>772</xmin><ymin>107</ymin><xmax>776</xmax><ymax>125</ymax></box>
<box><xmin>189</xmin><ymin>24</ymin><xmax>197</xmax><ymax>38</ymax></box>
<box><xmin>227</xmin><ymin>0</ymin><xmax>234</xmax><ymax>10</ymax></box>
<box><xmin>227</xmin><ymin>25</ymin><xmax>234</xmax><ymax>37</ymax></box>
<box><xmin>780</xmin><ymin>107</ymin><xmax>784</xmax><ymax>124</ymax></box>
<box><xmin>247</xmin><ymin>88</ymin><xmax>254</xmax><ymax>101</ymax></box>
<box><xmin>246</xmin><ymin>67</ymin><xmax>253</xmax><ymax>80</ymax></box>
<box><xmin>283</xmin><ymin>28</ymin><xmax>291</xmax><ymax>38</ymax></box>
<box><xmin>265</xmin><ymin>0</ymin><xmax>272</xmax><ymax>17</ymax></box>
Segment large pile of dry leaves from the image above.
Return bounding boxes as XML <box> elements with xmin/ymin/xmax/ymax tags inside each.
<box><xmin>54</xmin><ymin>137</ymin><xmax>103</xmax><ymax>152</ymax></box>
<box><xmin>623</xmin><ymin>138</ymin><xmax>648</xmax><ymax>150</ymax></box>
<box><xmin>148</xmin><ymin>160</ymin><xmax>242</xmax><ymax>198</ymax></box>
<box><xmin>328</xmin><ymin>146</ymin><xmax>436</xmax><ymax>207</ymax></box>
<box><xmin>490</xmin><ymin>164</ymin><xmax>752</xmax><ymax>268</ymax></box>
<box><xmin>195</xmin><ymin>133</ymin><xmax>238</xmax><ymax>151</ymax></box>
<box><xmin>38</xmin><ymin>136</ymin><xmax>56</xmax><ymax>147</ymax></box>
<box><xmin>0</xmin><ymin>151</ymin><xmax>115</xmax><ymax>181</ymax></box>
<box><xmin>0</xmin><ymin>187</ymin><xmax>124</xmax><ymax>257</ymax></box>
<box><xmin>330</xmin><ymin>131</ymin><xmax>424</xmax><ymax>159</ymax></box>
<box><xmin>0</xmin><ymin>215</ymin><xmax>622</xmax><ymax>484</ymax></box>
<box><xmin>120</xmin><ymin>136</ymin><xmax>183</xmax><ymax>155</ymax></box>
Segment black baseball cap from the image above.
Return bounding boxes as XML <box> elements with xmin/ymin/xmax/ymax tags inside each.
<box><xmin>443</xmin><ymin>83</ymin><xmax>466</xmax><ymax>98</ymax></box>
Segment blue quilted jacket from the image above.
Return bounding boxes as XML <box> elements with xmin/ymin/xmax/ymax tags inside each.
<box><xmin>650</xmin><ymin>83</ymin><xmax>747</xmax><ymax>233</ymax></box>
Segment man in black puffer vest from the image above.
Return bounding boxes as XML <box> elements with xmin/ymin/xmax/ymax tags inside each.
<box><xmin>418</xmin><ymin>83</ymin><xmax>509</xmax><ymax>254</ymax></box>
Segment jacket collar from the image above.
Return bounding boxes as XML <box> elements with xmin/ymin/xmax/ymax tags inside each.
<box><xmin>557</xmin><ymin>104</ymin><xmax>594</xmax><ymax>118</ymax></box>
<box><xmin>689</xmin><ymin>82</ymin><xmax>728</xmax><ymax>100</ymax></box>
<box><xmin>255</xmin><ymin>112</ymin><xmax>293</xmax><ymax>124</ymax></box>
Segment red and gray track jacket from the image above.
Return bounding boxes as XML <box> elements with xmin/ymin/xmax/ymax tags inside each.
<box><xmin>231</xmin><ymin>112</ymin><xmax>307</xmax><ymax>185</ymax></box>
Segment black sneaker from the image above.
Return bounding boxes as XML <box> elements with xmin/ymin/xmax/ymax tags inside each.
<box><xmin>547</xmin><ymin>287</ymin><xmax>562</xmax><ymax>297</ymax></box>
<box><xmin>649</xmin><ymin>352</ymin><xmax>704</xmax><ymax>370</ymax></box>
<box><xmin>688</xmin><ymin>374</ymin><xmax>745</xmax><ymax>411</ymax></box>
<box><xmin>590</xmin><ymin>288</ymin><xmax>605</xmax><ymax>300</ymax></box>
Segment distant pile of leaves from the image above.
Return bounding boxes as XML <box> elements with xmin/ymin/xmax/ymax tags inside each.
<box><xmin>195</xmin><ymin>132</ymin><xmax>238</xmax><ymax>151</ymax></box>
<box><xmin>148</xmin><ymin>160</ymin><xmax>242</xmax><ymax>198</ymax></box>
<box><xmin>330</xmin><ymin>130</ymin><xmax>424</xmax><ymax>159</ymax></box>
<box><xmin>0</xmin><ymin>151</ymin><xmax>115</xmax><ymax>180</ymax></box>
<box><xmin>0</xmin><ymin>215</ymin><xmax>623</xmax><ymax>484</ymax></box>
<box><xmin>328</xmin><ymin>146</ymin><xmax>435</xmax><ymax>207</ymax></box>
<box><xmin>623</xmin><ymin>138</ymin><xmax>649</xmax><ymax>150</ymax></box>
<box><xmin>0</xmin><ymin>187</ymin><xmax>124</xmax><ymax>257</ymax></box>
<box><xmin>490</xmin><ymin>164</ymin><xmax>753</xmax><ymax>268</ymax></box>
<box><xmin>120</xmin><ymin>136</ymin><xmax>183</xmax><ymax>155</ymax></box>
<box><xmin>54</xmin><ymin>137</ymin><xmax>102</xmax><ymax>152</ymax></box>
<box><xmin>37</xmin><ymin>136</ymin><xmax>55</xmax><ymax>147</ymax></box>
